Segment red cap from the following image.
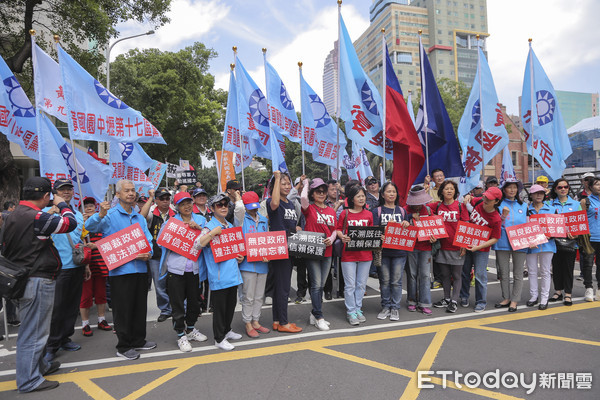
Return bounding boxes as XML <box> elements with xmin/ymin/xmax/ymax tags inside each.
<box><xmin>483</xmin><ymin>186</ymin><xmax>502</xmax><ymax>201</ymax></box>
<box><xmin>242</xmin><ymin>191</ymin><xmax>260</xmax><ymax>210</ymax></box>
<box><xmin>174</xmin><ymin>192</ymin><xmax>192</xmax><ymax>205</ymax></box>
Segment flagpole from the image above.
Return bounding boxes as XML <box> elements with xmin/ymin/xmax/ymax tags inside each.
<box><xmin>419</xmin><ymin>31</ymin><xmax>430</xmax><ymax>178</ymax></box>
<box><xmin>381</xmin><ymin>28</ymin><xmax>387</xmax><ymax>182</ymax></box>
<box><xmin>164</xmin><ymin>158</ymin><xmax>169</xmax><ymax>189</ymax></box>
<box><xmin>477</xmin><ymin>35</ymin><xmax>485</xmax><ymax>181</ymax></box>
<box><xmin>528</xmin><ymin>38</ymin><xmax>535</xmax><ymax>183</ymax></box>
<box><xmin>298</xmin><ymin>62</ymin><xmax>306</xmax><ymax>176</ymax></box>
<box><xmin>336</xmin><ymin>0</ymin><xmax>342</xmax><ymax>190</ymax></box>
<box><xmin>262</xmin><ymin>48</ymin><xmax>277</xmax><ymax>175</ymax></box>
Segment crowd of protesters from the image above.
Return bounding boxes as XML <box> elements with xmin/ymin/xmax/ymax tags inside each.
<box><xmin>1</xmin><ymin>170</ymin><xmax>599</xmax><ymax>393</ymax></box>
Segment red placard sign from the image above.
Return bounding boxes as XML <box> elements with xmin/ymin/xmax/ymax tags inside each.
<box><xmin>96</xmin><ymin>223</ymin><xmax>151</xmax><ymax>271</ymax></box>
<box><xmin>452</xmin><ymin>221</ymin><xmax>492</xmax><ymax>249</ymax></box>
<box><xmin>563</xmin><ymin>211</ymin><xmax>590</xmax><ymax>236</ymax></box>
<box><xmin>157</xmin><ymin>218</ymin><xmax>202</xmax><ymax>261</ymax></box>
<box><xmin>413</xmin><ymin>215</ymin><xmax>449</xmax><ymax>241</ymax></box>
<box><xmin>529</xmin><ymin>214</ymin><xmax>567</xmax><ymax>238</ymax></box>
<box><xmin>382</xmin><ymin>222</ymin><xmax>418</xmax><ymax>251</ymax></box>
<box><xmin>211</xmin><ymin>227</ymin><xmax>246</xmax><ymax>263</ymax></box>
<box><xmin>245</xmin><ymin>231</ymin><xmax>288</xmax><ymax>262</ymax></box>
<box><xmin>506</xmin><ymin>222</ymin><xmax>548</xmax><ymax>250</ymax></box>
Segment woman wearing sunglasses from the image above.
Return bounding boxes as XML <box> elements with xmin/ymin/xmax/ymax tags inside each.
<box><xmin>548</xmin><ymin>178</ymin><xmax>581</xmax><ymax>306</ymax></box>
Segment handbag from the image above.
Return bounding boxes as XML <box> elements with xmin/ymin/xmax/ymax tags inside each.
<box><xmin>68</xmin><ymin>235</ymin><xmax>92</xmax><ymax>266</ymax></box>
<box><xmin>0</xmin><ymin>254</ymin><xmax>30</xmax><ymax>299</ymax></box>
<box><xmin>555</xmin><ymin>238</ymin><xmax>577</xmax><ymax>252</ymax></box>
<box><xmin>332</xmin><ymin>210</ymin><xmax>348</xmax><ymax>258</ymax></box>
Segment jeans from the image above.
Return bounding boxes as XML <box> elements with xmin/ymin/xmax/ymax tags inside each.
<box><xmin>149</xmin><ymin>259</ymin><xmax>171</xmax><ymax>316</ymax></box>
<box><xmin>341</xmin><ymin>261</ymin><xmax>371</xmax><ymax>314</ymax></box>
<box><xmin>16</xmin><ymin>278</ymin><xmax>56</xmax><ymax>393</ymax></box>
<box><xmin>379</xmin><ymin>255</ymin><xmax>406</xmax><ymax>309</ymax></box>
<box><xmin>307</xmin><ymin>258</ymin><xmax>332</xmax><ymax>319</ymax></box>
<box><xmin>407</xmin><ymin>250</ymin><xmax>432</xmax><ymax>307</ymax></box>
<box><xmin>460</xmin><ymin>251</ymin><xmax>490</xmax><ymax>307</ymax></box>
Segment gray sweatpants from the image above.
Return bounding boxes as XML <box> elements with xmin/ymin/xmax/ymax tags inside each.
<box><xmin>495</xmin><ymin>250</ymin><xmax>526</xmax><ymax>302</ymax></box>
<box><xmin>240</xmin><ymin>271</ymin><xmax>267</xmax><ymax>323</ymax></box>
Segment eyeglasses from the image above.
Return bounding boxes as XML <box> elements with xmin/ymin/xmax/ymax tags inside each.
<box><xmin>556</xmin><ymin>186</ymin><xmax>569</xmax><ymax>190</ymax></box>
<box><xmin>214</xmin><ymin>202</ymin><xmax>228</xmax><ymax>208</ymax></box>
<box><xmin>314</xmin><ymin>189</ymin><xmax>326</xmax><ymax>194</ymax></box>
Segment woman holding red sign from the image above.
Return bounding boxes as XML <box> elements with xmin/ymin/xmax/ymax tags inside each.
<box><xmin>196</xmin><ymin>193</ymin><xmax>244</xmax><ymax>351</ymax></box>
<box><xmin>158</xmin><ymin>192</ymin><xmax>208</xmax><ymax>352</ymax></box>
<box><xmin>337</xmin><ymin>184</ymin><xmax>374</xmax><ymax>325</ymax></box>
<box><xmin>526</xmin><ymin>185</ymin><xmax>557</xmax><ymax>310</ymax></box>
<box><xmin>491</xmin><ymin>179</ymin><xmax>528</xmax><ymax>312</ymax></box>
<box><xmin>548</xmin><ymin>179</ymin><xmax>581</xmax><ymax>305</ymax></box>
<box><xmin>301</xmin><ymin>177</ymin><xmax>337</xmax><ymax>331</ymax></box>
<box><xmin>430</xmin><ymin>181</ymin><xmax>469</xmax><ymax>314</ymax></box>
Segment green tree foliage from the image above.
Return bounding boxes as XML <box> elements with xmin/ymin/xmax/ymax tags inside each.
<box><xmin>412</xmin><ymin>77</ymin><xmax>470</xmax><ymax>134</ymax></box>
<box><xmin>109</xmin><ymin>42</ymin><xmax>227</xmax><ymax>163</ymax></box>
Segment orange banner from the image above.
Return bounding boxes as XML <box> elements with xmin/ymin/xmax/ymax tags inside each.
<box><xmin>216</xmin><ymin>150</ymin><xmax>236</xmax><ymax>192</ymax></box>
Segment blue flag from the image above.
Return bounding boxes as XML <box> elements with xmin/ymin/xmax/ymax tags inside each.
<box><xmin>235</xmin><ymin>56</ymin><xmax>287</xmax><ymax>173</ymax></box>
<box><xmin>56</xmin><ymin>44</ymin><xmax>165</xmax><ymax>144</ymax></box>
<box><xmin>352</xmin><ymin>141</ymin><xmax>373</xmax><ymax>185</ymax></box>
<box><xmin>300</xmin><ymin>71</ymin><xmax>345</xmax><ymax>167</ymax></box>
<box><xmin>222</xmin><ymin>69</ymin><xmax>253</xmax><ymax>172</ymax></box>
<box><xmin>521</xmin><ymin>44</ymin><xmax>572</xmax><ymax>180</ymax></box>
<box><xmin>338</xmin><ymin>15</ymin><xmax>390</xmax><ymax>159</ymax></box>
<box><xmin>137</xmin><ymin>160</ymin><xmax>167</xmax><ymax>197</ymax></box>
<box><xmin>265</xmin><ymin>60</ymin><xmax>301</xmax><ymax>143</ymax></box>
<box><xmin>499</xmin><ymin>147</ymin><xmax>517</xmax><ymax>186</ymax></box>
<box><xmin>414</xmin><ymin>37</ymin><xmax>463</xmax><ymax>183</ymax></box>
<box><xmin>457</xmin><ymin>47</ymin><xmax>509</xmax><ymax>193</ymax></box>
<box><xmin>0</xmin><ymin>56</ymin><xmax>39</xmax><ymax>160</ymax></box>
<box><xmin>108</xmin><ymin>142</ymin><xmax>154</xmax><ymax>189</ymax></box>
<box><xmin>38</xmin><ymin>111</ymin><xmax>112</xmax><ymax>202</ymax></box>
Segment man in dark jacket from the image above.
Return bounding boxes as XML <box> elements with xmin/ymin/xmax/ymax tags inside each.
<box><xmin>1</xmin><ymin>177</ymin><xmax>77</xmax><ymax>393</ymax></box>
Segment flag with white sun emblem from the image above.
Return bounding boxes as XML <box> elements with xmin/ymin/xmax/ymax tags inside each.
<box><xmin>0</xmin><ymin>55</ymin><xmax>39</xmax><ymax>160</ymax></box>
<box><xmin>109</xmin><ymin>142</ymin><xmax>154</xmax><ymax>189</ymax></box>
<box><xmin>457</xmin><ymin>47</ymin><xmax>508</xmax><ymax>193</ymax></box>
<box><xmin>56</xmin><ymin>44</ymin><xmax>165</xmax><ymax>144</ymax></box>
<box><xmin>338</xmin><ymin>15</ymin><xmax>389</xmax><ymax>159</ymax></box>
<box><xmin>265</xmin><ymin>60</ymin><xmax>301</xmax><ymax>143</ymax></box>
<box><xmin>521</xmin><ymin>43</ymin><xmax>572</xmax><ymax>180</ymax></box>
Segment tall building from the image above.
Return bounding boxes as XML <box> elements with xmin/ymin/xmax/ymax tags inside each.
<box><xmin>323</xmin><ymin>0</ymin><xmax>489</xmax><ymax>112</ymax></box>
<box><xmin>555</xmin><ymin>90</ymin><xmax>599</xmax><ymax>129</ymax></box>
<box><xmin>322</xmin><ymin>41</ymin><xmax>338</xmax><ymax>117</ymax></box>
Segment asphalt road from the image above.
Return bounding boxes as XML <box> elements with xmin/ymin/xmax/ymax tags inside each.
<box><xmin>1</xmin><ymin>255</ymin><xmax>598</xmax><ymax>400</ymax></box>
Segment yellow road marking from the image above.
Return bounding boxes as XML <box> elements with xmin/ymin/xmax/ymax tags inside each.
<box><xmin>123</xmin><ymin>366</ymin><xmax>194</xmax><ymax>400</ymax></box>
<box><xmin>1</xmin><ymin>302</ymin><xmax>597</xmax><ymax>398</ymax></box>
<box><xmin>473</xmin><ymin>325</ymin><xmax>600</xmax><ymax>346</ymax></box>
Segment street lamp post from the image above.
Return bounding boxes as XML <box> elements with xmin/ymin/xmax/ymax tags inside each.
<box><xmin>99</xmin><ymin>30</ymin><xmax>154</xmax><ymax>160</ymax></box>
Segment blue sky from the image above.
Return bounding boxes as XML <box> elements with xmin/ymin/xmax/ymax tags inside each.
<box><xmin>115</xmin><ymin>0</ymin><xmax>600</xmax><ymax>119</ymax></box>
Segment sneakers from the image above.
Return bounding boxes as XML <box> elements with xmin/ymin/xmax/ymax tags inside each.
<box><xmin>377</xmin><ymin>308</ymin><xmax>391</xmax><ymax>320</ymax></box>
<box><xmin>418</xmin><ymin>306</ymin><xmax>432</xmax><ymax>316</ymax></box>
<box><xmin>7</xmin><ymin>320</ymin><xmax>20</xmax><ymax>327</ymax></box>
<box><xmin>474</xmin><ymin>303</ymin><xmax>486</xmax><ymax>313</ymax></box>
<box><xmin>407</xmin><ymin>305</ymin><xmax>417</xmax><ymax>312</ymax></box>
<box><xmin>60</xmin><ymin>341</ymin><xmax>81</xmax><ymax>351</ymax></box>
<box><xmin>43</xmin><ymin>361</ymin><xmax>61</xmax><ymax>376</ymax></box>
<box><xmin>215</xmin><ymin>339</ymin><xmax>235</xmax><ymax>351</ymax></box>
<box><xmin>356</xmin><ymin>309</ymin><xmax>366</xmax><ymax>323</ymax></box>
<box><xmin>116</xmin><ymin>349</ymin><xmax>140</xmax><ymax>360</ymax></box>
<box><xmin>347</xmin><ymin>313</ymin><xmax>360</xmax><ymax>325</ymax></box>
<box><xmin>294</xmin><ymin>296</ymin><xmax>305</xmax><ymax>304</ymax></box>
<box><xmin>29</xmin><ymin>380</ymin><xmax>59</xmax><ymax>393</ymax></box>
<box><xmin>460</xmin><ymin>298</ymin><xmax>469</xmax><ymax>308</ymax></box>
<box><xmin>177</xmin><ymin>335</ymin><xmax>192</xmax><ymax>352</ymax></box>
<box><xmin>584</xmin><ymin>288</ymin><xmax>594</xmax><ymax>302</ymax></box>
<box><xmin>186</xmin><ymin>328</ymin><xmax>208</xmax><ymax>342</ymax></box>
<box><xmin>434</xmin><ymin>299</ymin><xmax>450</xmax><ymax>308</ymax></box>
<box><xmin>97</xmin><ymin>320</ymin><xmax>112</xmax><ymax>331</ymax></box>
<box><xmin>390</xmin><ymin>308</ymin><xmax>400</xmax><ymax>321</ymax></box>
<box><xmin>447</xmin><ymin>301</ymin><xmax>458</xmax><ymax>313</ymax></box>
<box><xmin>135</xmin><ymin>341</ymin><xmax>157</xmax><ymax>351</ymax></box>
<box><xmin>157</xmin><ymin>314</ymin><xmax>171</xmax><ymax>322</ymax></box>
<box><xmin>225</xmin><ymin>330</ymin><xmax>242</xmax><ymax>341</ymax></box>
<box><xmin>431</xmin><ymin>281</ymin><xmax>442</xmax><ymax>289</ymax></box>
<box><xmin>82</xmin><ymin>324</ymin><xmax>93</xmax><ymax>337</ymax></box>
<box><xmin>310</xmin><ymin>314</ymin><xmax>331</xmax><ymax>330</ymax></box>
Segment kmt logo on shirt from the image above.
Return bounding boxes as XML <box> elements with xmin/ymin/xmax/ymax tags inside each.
<box><xmin>381</xmin><ymin>213</ymin><xmax>404</xmax><ymax>224</ymax></box>
<box><xmin>316</xmin><ymin>213</ymin><xmax>335</xmax><ymax>226</ymax></box>
<box><xmin>348</xmin><ymin>219</ymin><xmax>369</xmax><ymax>227</ymax></box>
<box><xmin>470</xmin><ymin>209</ymin><xmax>489</xmax><ymax>226</ymax></box>
<box><xmin>284</xmin><ymin>209</ymin><xmax>297</xmax><ymax>220</ymax></box>
<box><xmin>439</xmin><ymin>210</ymin><xmax>458</xmax><ymax>222</ymax></box>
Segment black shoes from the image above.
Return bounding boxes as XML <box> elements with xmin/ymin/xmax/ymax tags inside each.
<box><xmin>494</xmin><ymin>302</ymin><xmax>510</xmax><ymax>308</ymax></box>
<box><xmin>538</xmin><ymin>303</ymin><xmax>548</xmax><ymax>310</ymax></box>
<box><xmin>30</xmin><ymin>380</ymin><xmax>59</xmax><ymax>392</ymax></box>
<box><xmin>526</xmin><ymin>299</ymin><xmax>539</xmax><ymax>307</ymax></box>
<box><xmin>324</xmin><ymin>292</ymin><xmax>332</xmax><ymax>300</ymax></box>
<box><xmin>43</xmin><ymin>361</ymin><xmax>61</xmax><ymax>376</ymax></box>
<box><xmin>157</xmin><ymin>314</ymin><xmax>171</xmax><ymax>322</ymax></box>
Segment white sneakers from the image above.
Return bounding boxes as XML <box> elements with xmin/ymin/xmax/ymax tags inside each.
<box><xmin>309</xmin><ymin>314</ymin><xmax>330</xmax><ymax>331</ymax></box>
<box><xmin>186</xmin><ymin>328</ymin><xmax>208</xmax><ymax>342</ymax></box>
<box><xmin>178</xmin><ymin>336</ymin><xmax>192</xmax><ymax>352</ymax></box>
<box><xmin>214</xmin><ymin>339</ymin><xmax>234</xmax><ymax>351</ymax></box>
<box><xmin>225</xmin><ymin>330</ymin><xmax>242</xmax><ymax>341</ymax></box>
<box><xmin>585</xmin><ymin>288</ymin><xmax>595</xmax><ymax>302</ymax></box>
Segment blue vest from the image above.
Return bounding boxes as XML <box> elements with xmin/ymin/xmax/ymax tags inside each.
<box><xmin>492</xmin><ymin>199</ymin><xmax>528</xmax><ymax>252</ymax></box>
<box><xmin>527</xmin><ymin>204</ymin><xmax>557</xmax><ymax>254</ymax></box>
<box><xmin>238</xmin><ymin>212</ymin><xmax>269</xmax><ymax>274</ymax></box>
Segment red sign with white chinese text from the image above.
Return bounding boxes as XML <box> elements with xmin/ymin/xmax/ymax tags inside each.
<box><xmin>563</xmin><ymin>211</ymin><xmax>590</xmax><ymax>236</ymax></box>
<box><xmin>506</xmin><ymin>222</ymin><xmax>548</xmax><ymax>251</ymax></box>
<box><xmin>452</xmin><ymin>222</ymin><xmax>492</xmax><ymax>249</ymax></box>
<box><xmin>413</xmin><ymin>216</ymin><xmax>449</xmax><ymax>241</ymax></box>
<box><xmin>529</xmin><ymin>214</ymin><xmax>567</xmax><ymax>238</ymax></box>
<box><xmin>96</xmin><ymin>223</ymin><xmax>151</xmax><ymax>270</ymax></box>
<box><xmin>157</xmin><ymin>218</ymin><xmax>202</xmax><ymax>261</ymax></box>
<box><xmin>382</xmin><ymin>222</ymin><xmax>418</xmax><ymax>251</ymax></box>
<box><xmin>211</xmin><ymin>227</ymin><xmax>246</xmax><ymax>263</ymax></box>
<box><xmin>245</xmin><ymin>231</ymin><xmax>289</xmax><ymax>262</ymax></box>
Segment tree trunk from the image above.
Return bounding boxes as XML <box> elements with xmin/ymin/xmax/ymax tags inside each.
<box><xmin>0</xmin><ymin>135</ymin><xmax>21</xmax><ymax>205</ymax></box>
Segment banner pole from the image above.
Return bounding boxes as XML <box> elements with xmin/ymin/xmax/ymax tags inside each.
<box><xmin>299</xmin><ymin>62</ymin><xmax>306</xmax><ymax>176</ymax></box>
<box><xmin>381</xmin><ymin>28</ymin><xmax>387</xmax><ymax>182</ymax></box>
